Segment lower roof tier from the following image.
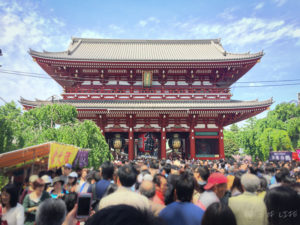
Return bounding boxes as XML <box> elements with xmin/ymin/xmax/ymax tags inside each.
<box><xmin>20</xmin><ymin>98</ymin><xmax>272</xmax><ymax>127</ymax></box>
<box><xmin>20</xmin><ymin>98</ymin><xmax>272</xmax><ymax>110</ymax></box>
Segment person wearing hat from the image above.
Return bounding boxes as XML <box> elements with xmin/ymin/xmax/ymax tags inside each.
<box><xmin>19</xmin><ymin>175</ymin><xmax>39</xmax><ymax>204</ymax></box>
<box><xmin>23</xmin><ymin>178</ymin><xmax>50</xmax><ymax>225</ymax></box>
<box><xmin>65</xmin><ymin>172</ymin><xmax>78</xmax><ymax>193</ymax></box>
<box><xmin>197</xmin><ymin>172</ymin><xmax>227</xmax><ymax>210</ymax></box>
<box><xmin>50</xmin><ymin>176</ymin><xmax>68</xmax><ymax>199</ymax></box>
<box><xmin>41</xmin><ymin>175</ymin><xmax>53</xmax><ymax>193</ymax></box>
<box><xmin>61</xmin><ymin>164</ymin><xmax>73</xmax><ymax>185</ymax></box>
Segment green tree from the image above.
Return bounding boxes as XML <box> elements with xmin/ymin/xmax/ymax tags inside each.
<box><xmin>20</xmin><ymin>104</ymin><xmax>77</xmax><ymax>130</ymax></box>
<box><xmin>256</xmin><ymin>128</ymin><xmax>293</xmax><ymax>160</ymax></box>
<box><xmin>269</xmin><ymin>102</ymin><xmax>300</xmax><ymax>122</ymax></box>
<box><xmin>224</xmin><ymin>132</ymin><xmax>240</xmax><ymax>158</ymax></box>
<box><xmin>223</xmin><ymin>124</ymin><xmax>241</xmax><ymax>158</ymax></box>
<box><xmin>0</xmin><ymin>102</ymin><xmax>21</xmax><ymax>153</ymax></box>
<box><xmin>238</xmin><ymin>103</ymin><xmax>299</xmax><ymax>160</ymax></box>
<box><xmin>286</xmin><ymin>117</ymin><xmax>300</xmax><ymax>148</ymax></box>
<box><xmin>230</xmin><ymin>124</ymin><xmax>239</xmax><ymax>133</ymax></box>
<box><xmin>20</xmin><ymin>105</ymin><xmax>111</xmax><ymax>167</ymax></box>
<box><xmin>239</xmin><ymin>128</ymin><xmax>259</xmax><ymax>159</ymax></box>
<box><xmin>56</xmin><ymin>120</ymin><xmax>110</xmax><ymax>168</ymax></box>
<box><xmin>0</xmin><ymin>102</ymin><xmax>111</xmax><ymax>167</ymax></box>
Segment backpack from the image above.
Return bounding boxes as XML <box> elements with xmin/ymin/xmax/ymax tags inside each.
<box><xmin>91</xmin><ymin>183</ymin><xmax>99</xmax><ymax>210</ymax></box>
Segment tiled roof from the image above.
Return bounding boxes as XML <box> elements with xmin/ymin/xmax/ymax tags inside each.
<box><xmin>20</xmin><ymin>98</ymin><xmax>273</xmax><ymax>111</ymax></box>
<box><xmin>29</xmin><ymin>38</ymin><xmax>263</xmax><ymax>62</ymax></box>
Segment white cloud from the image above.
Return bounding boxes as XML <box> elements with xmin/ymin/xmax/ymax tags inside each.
<box><xmin>138</xmin><ymin>20</ymin><xmax>147</xmax><ymax>27</ymax></box>
<box><xmin>173</xmin><ymin>17</ymin><xmax>300</xmax><ymax>49</ymax></box>
<box><xmin>254</xmin><ymin>2</ymin><xmax>264</xmax><ymax>10</ymax></box>
<box><xmin>0</xmin><ymin>0</ymin><xmax>68</xmax><ymax>106</ymax></box>
<box><xmin>219</xmin><ymin>7</ymin><xmax>238</xmax><ymax>20</ymax></box>
<box><xmin>77</xmin><ymin>30</ymin><xmax>106</xmax><ymax>39</ymax></box>
<box><xmin>109</xmin><ymin>24</ymin><xmax>124</xmax><ymax>33</ymax></box>
<box><xmin>138</xmin><ymin>17</ymin><xmax>160</xmax><ymax>27</ymax></box>
<box><xmin>148</xmin><ymin>17</ymin><xmax>160</xmax><ymax>23</ymax></box>
<box><xmin>272</xmin><ymin>0</ymin><xmax>288</xmax><ymax>7</ymax></box>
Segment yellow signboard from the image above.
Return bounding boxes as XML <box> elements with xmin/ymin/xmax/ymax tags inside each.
<box><xmin>48</xmin><ymin>143</ymin><xmax>79</xmax><ymax>169</ymax></box>
<box><xmin>143</xmin><ymin>71</ymin><xmax>153</xmax><ymax>87</ymax></box>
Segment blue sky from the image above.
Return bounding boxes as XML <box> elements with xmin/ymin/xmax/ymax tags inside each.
<box><xmin>0</xmin><ymin>0</ymin><xmax>299</xmax><ymax>123</ymax></box>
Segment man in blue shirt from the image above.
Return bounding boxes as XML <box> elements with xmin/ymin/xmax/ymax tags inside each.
<box><xmin>159</xmin><ymin>172</ymin><xmax>204</xmax><ymax>225</ymax></box>
<box><xmin>88</xmin><ymin>162</ymin><xmax>114</xmax><ymax>201</ymax></box>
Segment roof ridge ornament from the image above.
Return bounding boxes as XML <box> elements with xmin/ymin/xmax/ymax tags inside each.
<box><xmin>68</xmin><ymin>39</ymin><xmax>82</xmax><ymax>55</ymax></box>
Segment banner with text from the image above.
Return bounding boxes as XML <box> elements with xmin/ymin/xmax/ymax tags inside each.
<box><xmin>48</xmin><ymin>143</ymin><xmax>79</xmax><ymax>169</ymax></box>
<box><xmin>72</xmin><ymin>150</ymin><xmax>89</xmax><ymax>168</ymax></box>
<box><xmin>269</xmin><ymin>152</ymin><xmax>292</xmax><ymax>162</ymax></box>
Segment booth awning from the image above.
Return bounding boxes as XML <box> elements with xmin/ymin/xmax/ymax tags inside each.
<box><xmin>0</xmin><ymin>142</ymin><xmax>86</xmax><ymax>170</ymax></box>
<box><xmin>0</xmin><ymin>143</ymin><xmax>51</xmax><ymax>169</ymax></box>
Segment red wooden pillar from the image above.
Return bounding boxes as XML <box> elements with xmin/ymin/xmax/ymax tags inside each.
<box><xmin>161</xmin><ymin>128</ymin><xmax>166</xmax><ymax>159</ymax></box>
<box><xmin>128</xmin><ymin>128</ymin><xmax>134</xmax><ymax>160</ymax></box>
<box><xmin>189</xmin><ymin>128</ymin><xmax>196</xmax><ymax>159</ymax></box>
<box><xmin>219</xmin><ymin>128</ymin><xmax>225</xmax><ymax>159</ymax></box>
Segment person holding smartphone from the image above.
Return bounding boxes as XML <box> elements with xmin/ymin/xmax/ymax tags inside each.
<box><xmin>61</xmin><ymin>194</ymin><xmax>94</xmax><ymax>225</ymax></box>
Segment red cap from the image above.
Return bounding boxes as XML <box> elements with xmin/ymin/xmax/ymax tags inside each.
<box><xmin>204</xmin><ymin>172</ymin><xmax>227</xmax><ymax>190</ymax></box>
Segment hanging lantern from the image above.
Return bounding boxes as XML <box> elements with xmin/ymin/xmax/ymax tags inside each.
<box><xmin>138</xmin><ymin>132</ymin><xmax>157</xmax><ymax>153</ymax></box>
<box><xmin>111</xmin><ymin>134</ymin><xmax>124</xmax><ymax>155</ymax></box>
<box><xmin>168</xmin><ymin>133</ymin><xmax>182</xmax><ymax>154</ymax></box>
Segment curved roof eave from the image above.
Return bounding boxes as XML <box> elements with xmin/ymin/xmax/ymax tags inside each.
<box><xmin>19</xmin><ymin>97</ymin><xmax>273</xmax><ymax>110</ymax></box>
<box><xmin>29</xmin><ymin>51</ymin><xmax>264</xmax><ymax>63</ymax></box>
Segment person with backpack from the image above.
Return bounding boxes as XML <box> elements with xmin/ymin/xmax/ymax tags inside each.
<box><xmin>88</xmin><ymin>162</ymin><xmax>114</xmax><ymax>209</ymax></box>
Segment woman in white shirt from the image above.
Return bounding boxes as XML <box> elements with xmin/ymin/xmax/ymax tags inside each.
<box><xmin>1</xmin><ymin>184</ymin><xmax>24</xmax><ymax>225</ymax></box>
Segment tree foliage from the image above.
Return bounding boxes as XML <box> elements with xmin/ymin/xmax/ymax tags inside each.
<box><xmin>0</xmin><ymin>103</ymin><xmax>110</xmax><ymax>167</ymax></box>
<box><xmin>224</xmin><ymin>129</ymin><xmax>240</xmax><ymax>158</ymax></box>
<box><xmin>224</xmin><ymin>103</ymin><xmax>300</xmax><ymax>160</ymax></box>
<box><xmin>0</xmin><ymin>102</ymin><xmax>21</xmax><ymax>153</ymax></box>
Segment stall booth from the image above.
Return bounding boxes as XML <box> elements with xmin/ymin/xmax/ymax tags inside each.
<box><xmin>0</xmin><ymin>142</ymin><xmax>89</xmax><ymax>186</ymax></box>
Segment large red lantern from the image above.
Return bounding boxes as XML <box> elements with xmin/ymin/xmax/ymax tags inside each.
<box><xmin>138</xmin><ymin>132</ymin><xmax>158</xmax><ymax>153</ymax></box>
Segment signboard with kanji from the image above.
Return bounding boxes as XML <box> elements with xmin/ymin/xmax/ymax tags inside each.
<box><xmin>48</xmin><ymin>143</ymin><xmax>79</xmax><ymax>169</ymax></box>
<box><xmin>72</xmin><ymin>150</ymin><xmax>89</xmax><ymax>168</ymax></box>
<box><xmin>269</xmin><ymin>152</ymin><xmax>292</xmax><ymax>162</ymax></box>
<box><xmin>143</xmin><ymin>71</ymin><xmax>153</xmax><ymax>87</ymax></box>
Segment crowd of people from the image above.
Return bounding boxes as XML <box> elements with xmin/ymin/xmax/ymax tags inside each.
<box><xmin>0</xmin><ymin>158</ymin><xmax>300</xmax><ymax>225</ymax></box>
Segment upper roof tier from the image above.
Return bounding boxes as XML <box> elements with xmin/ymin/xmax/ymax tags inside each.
<box><xmin>29</xmin><ymin>38</ymin><xmax>263</xmax><ymax>62</ymax></box>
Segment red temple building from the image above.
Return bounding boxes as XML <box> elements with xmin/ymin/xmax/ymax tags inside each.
<box><xmin>20</xmin><ymin>38</ymin><xmax>272</xmax><ymax>160</ymax></box>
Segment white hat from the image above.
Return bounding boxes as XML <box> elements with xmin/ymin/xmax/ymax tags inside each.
<box><xmin>41</xmin><ymin>175</ymin><xmax>53</xmax><ymax>185</ymax></box>
<box><xmin>69</xmin><ymin>172</ymin><xmax>78</xmax><ymax>178</ymax></box>
<box><xmin>29</xmin><ymin>175</ymin><xmax>38</xmax><ymax>183</ymax></box>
